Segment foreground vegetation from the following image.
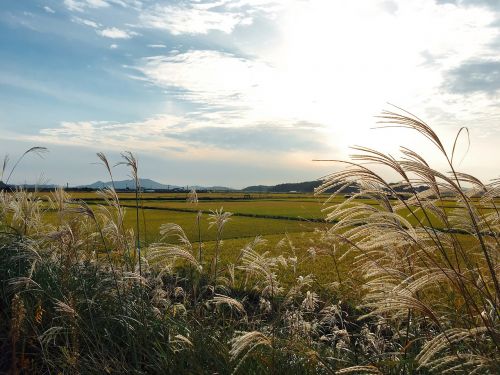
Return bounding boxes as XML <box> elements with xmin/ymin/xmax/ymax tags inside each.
<box><xmin>1</xmin><ymin>110</ymin><xmax>498</xmax><ymax>374</ymax></box>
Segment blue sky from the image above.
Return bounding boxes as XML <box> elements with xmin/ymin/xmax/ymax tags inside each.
<box><xmin>1</xmin><ymin>0</ymin><xmax>499</xmax><ymax>187</ymax></box>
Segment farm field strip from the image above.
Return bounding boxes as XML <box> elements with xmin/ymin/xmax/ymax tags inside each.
<box><xmin>34</xmin><ymin>191</ymin><xmax>332</xmax><ymax>201</ymax></box>
<box><xmin>33</xmin><ymin>190</ymin><xmax>500</xmax><ymax>218</ymax></box>
<box><xmin>103</xmin><ymin>199</ymin><xmax>498</xmax><ymax>228</ymax></box>
<box><xmin>119</xmin><ymin>204</ymin><xmax>327</xmax><ymax>222</ymax></box>
<box><xmin>44</xmin><ymin>207</ymin><xmax>322</xmax><ymax>244</ymax></box>
<box><xmin>38</xmin><ymin>194</ymin><xmax>499</xmax><ymax>237</ymax></box>
<box><xmin>119</xmin><ymin>200</ymin><xmax>327</xmax><ymax>220</ymax></box>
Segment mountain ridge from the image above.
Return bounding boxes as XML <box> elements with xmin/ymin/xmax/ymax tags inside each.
<box><xmin>80</xmin><ymin>179</ymin><xmax>234</xmax><ymax>191</ymax></box>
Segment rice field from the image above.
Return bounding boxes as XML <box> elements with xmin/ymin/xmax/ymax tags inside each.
<box><xmin>40</xmin><ymin>191</ymin><xmax>500</xmax><ymax>235</ymax></box>
<box><xmin>44</xmin><ymin>204</ymin><xmax>323</xmax><ymax>243</ymax></box>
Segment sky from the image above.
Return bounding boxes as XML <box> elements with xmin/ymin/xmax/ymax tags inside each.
<box><xmin>1</xmin><ymin>0</ymin><xmax>499</xmax><ymax>188</ymax></box>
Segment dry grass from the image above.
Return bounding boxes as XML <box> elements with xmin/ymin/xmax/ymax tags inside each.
<box><xmin>316</xmin><ymin>107</ymin><xmax>499</xmax><ymax>373</ymax></box>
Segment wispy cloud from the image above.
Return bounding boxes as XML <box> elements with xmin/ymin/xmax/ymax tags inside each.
<box><xmin>168</xmin><ymin>124</ymin><xmax>328</xmax><ymax>152</ymax></box>
<box><xmin>64</xmin><ymin>0</ymin><xmax>110</xmax><ymax>12</ymax></box>
<box><xmin>139</xmin><ymin>3</ymin><xmax>251</xmax><ymax>35</ymax></box>
<box><xmin>107</xmin><ymin>0</ymin><xmax>143</xmax><ymax>9</ymax></box>
<box><xmin>64</xmin><ymin>0</ymin><xmax>142</xmax><ymax>12</ymax></box>
<box><xmin>71</xmin><ymin>17</ymin><xmax>137</xmax><ymax>39</ymax></box>
<box><xmin>147</xmin><ymin>44</ymin><xmax>167</xmax><ymax>48</ymax></box>
<box><xmin>64</xmin><ymin>0</ymin><xmax>85</xmax><ymax>12</ymax></box>
<box><xmin>38</xmin><ymin>116</ymin><xmax>185</xmax><ymax>151</ymax></box>
<box><xmin>35</xmin><ymin>113</ymin><xmax>328</xmax><ymax>157</ymax></box>
<box><xmin>72</xmin><ymin>16</ymin><xmax>100</xmax><ymax>28</ymax></box>
<box><xmin>43</xmin><ymin>6</ymin><xmax>55</xmax><ymax>14</ymax></box>
<box><xmin>436</xmin><ymin>0</ymin><xmax>500</xmax><ymax>10</ymax></box>
<box><xmin>98</xmin><ymin>27</ymin><xmax>137</xmax><ymax>39</ymax></box>
<box><xmin>444</xmin><ymin>59</ymin><xmax>500</xmax><ymax>94</ymax></box>
<box><xmin>225</xmin><ymin>0</ymin><xmax>287</xmax><ymax>17</ymax></box>
<box><xmin>137</xmin><ymin>50</ymin><xmax>273</xmax><ymax>108</ymax></box>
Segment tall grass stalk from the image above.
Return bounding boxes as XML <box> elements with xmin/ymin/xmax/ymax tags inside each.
<box><xmin>209</xmin><ymin>208</ymin><xmax>232</xmax><ymax>282</ymax></box>
<box><xmin>119</xmin><ymin>151</ymin><xmax>142</xmax><ymax>276</ymax></box>
<box><xmin>316</xmin><ymin>107</ymin><xmax>499</xmax><ymax>373</ymax></box>
<box><xmin>1</xmin><ymin>147</ymin><xmax>48</xmax><ymax>184</ymax></box>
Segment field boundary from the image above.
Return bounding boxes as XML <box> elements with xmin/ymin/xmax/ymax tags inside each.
<box><xmin>105</xmin><ymin>205</ymin><xmax>495</xmax><ymax>236</ymax></box>
<box><xmin>119</xmin><ymin>204</ymin><xmax>327</xmax><ymax>223</ymax></box>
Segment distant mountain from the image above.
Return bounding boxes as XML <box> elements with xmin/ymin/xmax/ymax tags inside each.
<box><xmin>242</xmin><ymin>180</ymin><xmax>349</xmax><ymax>193</ymax></box>
<box><xmin>80</xmin><ymin>179</ymin><xmax>234</xmax><ymax>191</ymax></box>
<box><xmin>241</xmin><ymin>185</ymin><xmax>270</xmax><ymax>193</ymax></box>
<box><xmin>81</xmin><ymin>179</ymin><xmax>178</xmax><ymax>190</ymax></box>
<box><xmin>242</xmin><ymin>180</ymin><xmax>433</xmax><ymax>195</ymax></box>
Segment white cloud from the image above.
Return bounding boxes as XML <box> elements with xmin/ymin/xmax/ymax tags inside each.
<box><xmin>136</xmin><ymin>0</ymin><xmax>286</xmax><ymax>35</ymax></box>
<box><xmin>43</xmin><ymin>6</ymin><xmax>55</xmax><ymax>14</ymax></box>
<box><xmin>64</xmin><ymin>0</ymin><xmax>110</xmax><ymax>12</ymax></box>
<box><xmin>64</xmin><ymin>0</ymin><xmax>142</xmax><ymax>11</ymax></box>
<box><xmin>133</xmin><ymin>0</ymin><xmax>500</xmax><ymax>162</ymax></box>
<box><xmin>139</xmin><ymin>3</ymin><xmax>249</xmax><ymax>35</ymax></box>
<box><xmin>37</xmin><ymin>115</ymin><xmax>201</xmax><ymax>150</ymax></box>
<box><xmin>34</xmin><ymin>116</ymin><xmax>188</xmax><ymax>153</ymax></box>
<box><xmin>97</xmin><ymin>27</ymin><xmax>137</xmax><ymax>39</ymax></box>
<box><xmin>138</xmin><ymin>50</ymin><xmax>267</xmax><ymax>102</ymax></box>
<box><xmin>225</xmin><ymin>0</ymin><xmax>288</xmax><ymax>17</ymax></box>
<box><xmin>34</xmin><ymin>112</ymin><xmax>328</xmax><ymax>171</ymax></box>
<box><xmin>147</xmin><ymin>44</ymin><xmax>167</xmax><ymax>48</ymax></box>
<box><xmin>64</xmin><ymin>0</ymin><xmax>85</xmax><ymax>12</ymax></box>
<box><xmin>86</xmin><ymin>0</ymin><xmax>110</xmax><ymax>7</ymax></box>
<box><xmin>72</xmin><ymin>17</ymin><xmax>99</xmax><ymax>28</ymax></box>
<box><xmin>110</xmin><ymin>43</ymin><xmax>118</xmax><ymax>49</ymax></box>
<box><xmin>107</xmin><ymin>0</ymin><xmax>143</xmax><ymax>8</ymax></box>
